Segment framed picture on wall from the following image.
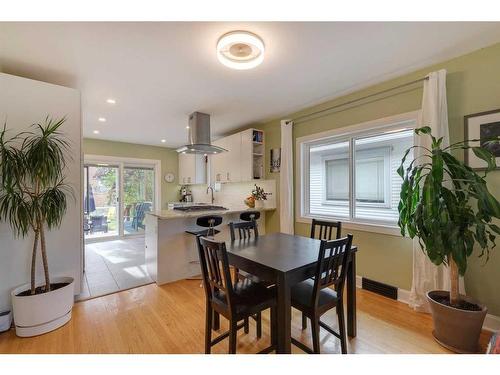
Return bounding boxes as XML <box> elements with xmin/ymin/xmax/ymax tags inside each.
<box><xmin>464</xmin><ymin>109</ymin><xmax>500</xmax><ymax>170</ymax></box>
<box><xmin>270</xmin><ymin>148</ymin><xmax>281</xmax><ymax>173</ymax></box>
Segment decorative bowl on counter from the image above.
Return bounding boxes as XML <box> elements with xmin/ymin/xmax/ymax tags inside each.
<box><xmin>244</xmin><ymin>196</ymin><xmax>255</xmax><ymax>208</ymax></box>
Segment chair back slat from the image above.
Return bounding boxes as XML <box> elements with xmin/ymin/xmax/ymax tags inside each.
<box><xmin>310</xmin><ymin>218</ymin><xmax>342</xmax><ymax>240</ymax></box>
<box><xmin>312</xmin><ymin>234</ymin><xmax>353</xmax><ymax>306</ymax></box>
<box><xmin>196</xmin><ymin>236</ymin><xmax>234</xmax><ymax>310</ymax></box>
<box><xmin>229</xmin><ymin>220</ymin><xmax>259</xmax><ymax>242</ymax></box>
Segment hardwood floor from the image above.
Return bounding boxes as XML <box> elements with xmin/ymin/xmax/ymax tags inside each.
<box><xmin>0</xmin><ymin>280</ymin><xmax>491</xmax><ymax>354</ymax></box>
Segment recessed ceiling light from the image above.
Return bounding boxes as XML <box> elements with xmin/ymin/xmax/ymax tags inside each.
<box><xmin>98</xmin><ymin>117</ymin><xmax>106</xmax><ymax>122</ymax></box>
<box><xmin>106</xmin><ymin>98</ymin><xmax>116</xmax><ymax>104</ymax></box>
<box><xmin>93</xmin><ymin>130</ymin><xmax>100</xmax><ymax>134</ymax></box>
<box><xmin>216</xmin><ymin>31</ymin><xmax>265</xmax><ymax>70</ymax></box>
<box><xmin>161</xmin><ymin>139</ymin><xmax>166</xmax><ymax>143</ymax></box>
<box><xmin>186</xmin><ymin>126</ymin><xmax>190</xmax><ymax>129</ymax></box>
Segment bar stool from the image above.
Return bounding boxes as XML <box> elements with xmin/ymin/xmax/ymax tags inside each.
<box><xmin>185</xmin><ymin>215</ymin><xmax>223</xmax><ymax>283</ymax></box>
<box><xmin>186</xmin><ymin>215</ymin><xmax>223</xmax><ymax>237</ymax></box>
<box><xmin>239</xmin><ymin>211</ymin><xmax>260</xmax><ymax>223</ymax></box>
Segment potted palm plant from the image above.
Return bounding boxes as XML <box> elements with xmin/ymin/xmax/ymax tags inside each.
<box><xmin>0</xmin><ymin>117</ymin><xmax>75</xmax><ymax>337</ymax></box>
<box><xmin>398</xmin><ymin>126</ymin><xmax>500</xmax><ymax>353</ymax></box>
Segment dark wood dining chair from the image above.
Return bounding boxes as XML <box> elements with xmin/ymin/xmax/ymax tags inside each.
<box><xmin>302</xmin><ymin>218</ymin><xmax>343</xmax><ymax>329</ymax></box>
<box><xmin>229</xmin><ymin>220</ymin><xmax>259</xmax><ymax>242</ymax></box>
<box><xmin>228</xmin><ymin>220</ymin><xmax>264</xmax><ymax>338</ymax></box>
<box><xmin>196</xmin><ymin>236</ymin><xmax>277</xmax><ymax>354</ymax></box>
<box><xmin>291</xmin><ymin>234</ymin><xmax>353</xmax><ymax>354</ymax></box>
<box><xmin>310</xmin><ymin>218</ymin><xmax>342</xmax><ymax>240</ymax></box>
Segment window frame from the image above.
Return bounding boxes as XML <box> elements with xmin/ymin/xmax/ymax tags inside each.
<box><xmin>296</xmin><ymin>110</ymin><xmax>420</xmax><ymax>236</ymax></box>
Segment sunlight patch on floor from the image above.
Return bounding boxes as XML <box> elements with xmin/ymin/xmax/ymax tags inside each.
<box><xmin>78</xmin><ymin>237</ymin><xmax>153</xmax><ymax>299</ymax></box>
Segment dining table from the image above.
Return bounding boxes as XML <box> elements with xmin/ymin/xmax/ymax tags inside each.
<box><xmin>212</xmin><ymin>232</ymin><xmax>358</xmax><ymax>354</ymax></box>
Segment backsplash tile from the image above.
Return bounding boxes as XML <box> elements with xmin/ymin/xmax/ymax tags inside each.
<box><xmin>189</xmin><ymin>180</ymin><xmax>276</xmax><ymax>208</ymax></box>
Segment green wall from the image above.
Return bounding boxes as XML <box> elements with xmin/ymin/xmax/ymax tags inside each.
<box><xmin>83</xmin><ymin>138</ymin><xmax>179</xmax><ymax>208</ymax></box>
<box><xmin>254</xmin><ymin>43</ymin><xmax>500</xmax><ymax>315</ymax></box>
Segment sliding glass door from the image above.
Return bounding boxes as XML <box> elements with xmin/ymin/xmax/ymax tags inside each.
<box><xmin>83</xmin><ymin>164</ymin><xmax>120</xmax><ymax>240</ymax></box>
<box><xmin>83</xmin><ymin>160</ymin><xmax>157</xmax><ymax>241</ymax></box>
<box><xmin>123</xmin><ymin>166</ymin><xmax>155</xmax><ymax>235</ymax></box>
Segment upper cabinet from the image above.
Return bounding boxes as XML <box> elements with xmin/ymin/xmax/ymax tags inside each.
<box><xmin>211</xmin><ymin>128</ymin><xmax>264</xmax><ymax>183</ymax></box>
<box><xmin>178</xmin><ymin>153</ymin><xmax>207</xmax><ymax>185</ymax></box>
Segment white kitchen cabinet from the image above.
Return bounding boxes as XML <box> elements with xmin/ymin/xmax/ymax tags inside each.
<box><xmin>212</xmin><ymin>133</ymin><xmax>241</xmax><ymax>183</ymax></box>
<box><xmin>225</xmin><ymin>133</ymin><xmax>242</xmax><ymax>182</ymax></box>
<box><xmin>178</xmin><ymin>153</ymin><xmax>207</xmax><ymax>185</ymax></box>
<box><xmin>240</xmin><ymin>129</ymin><xmax>253</xmax><ymax>182</ymax></box>
<box><xmin>211</xmin><ymin>128</ymin><xmax>264</xmax><ymax>183</ymax></box>
<box><xmin>211</xmin><ymin>137</ymin><xmax>229</xmax><ymax>183</ymax></box>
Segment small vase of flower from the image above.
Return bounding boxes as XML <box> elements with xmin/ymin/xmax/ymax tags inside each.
<box><xmin>251</xmin><ymin>184</ymin><xmax>271</xmax><ymax>209</ymax></box>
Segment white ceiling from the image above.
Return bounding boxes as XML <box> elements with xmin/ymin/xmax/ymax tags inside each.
<box><xmin>1</xmin><ymin>22</ymin><xmax>500</xmax><ymax>148</ymax></box>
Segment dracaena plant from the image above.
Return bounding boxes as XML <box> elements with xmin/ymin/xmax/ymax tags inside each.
<box><xmin>252</xmin><ymin>184</ymin><xmax>271</xmax><ymax>201</ymax></box>
<box><xmin>398</xmin><ymin>127</ymin><xmax>500</xmax><ymax>307</ymax></box>
<box><xmin>0</xmin><ymin>117</ymin><xmax>73</xmax><ymax>295</ymax></box>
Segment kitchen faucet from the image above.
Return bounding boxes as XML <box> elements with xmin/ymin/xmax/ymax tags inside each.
<box><xmin>206</xmin><ymin>185</ymin><xmax>215</xmax><ymax>204</ymax></box>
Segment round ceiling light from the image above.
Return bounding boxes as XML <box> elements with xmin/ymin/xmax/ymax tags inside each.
<box><xmin>216</xmin><ymin>31</ymin><xmax>265</xmax><ymax>70</ymax></box>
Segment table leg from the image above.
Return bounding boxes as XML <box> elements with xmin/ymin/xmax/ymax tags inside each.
<box><xmin>270</xmin><ymin>307</ymin><xmax>277</xmax><ymax>347</ymax></box>
<box><xmin>276</xmin><ymin>273</ymin><xmax>291</xmax><ymax>354</ymax></box>
<box><xmin>347</xmin><ymin>252</ymin><xmax>357</xmax><ymax>337</ymax></box>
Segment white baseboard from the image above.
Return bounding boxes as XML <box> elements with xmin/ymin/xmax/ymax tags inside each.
<box><xmin>355</xmin><ymin>275</ymin><xmax>500</xmax><ymax>332</ymax></box>
<box><xmin>355</xmin><ymin>275</ymin><xmax>362</xmax><ymax>288</ymax></box>
<box><xmin>397</xmin><ymin>288</ymin><xmax>411</xmax><ymax>304</ymax></box>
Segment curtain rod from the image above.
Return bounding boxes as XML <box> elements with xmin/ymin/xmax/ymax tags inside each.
<box><xmin>289</xmin><ymin>76</ymin><xmax>429</xmax><ymax>124</ymax></box>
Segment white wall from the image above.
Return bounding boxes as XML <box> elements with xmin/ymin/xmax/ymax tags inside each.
<box><xmin>0</xmin><ymin>73</ymin><xmax>82</xmax><ymax>312</ymax></box>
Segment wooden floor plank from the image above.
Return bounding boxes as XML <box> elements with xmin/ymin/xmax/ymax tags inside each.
<box><xmin>0</xmin><ymin>280</ymin><xmax>491</xmax><ymax>354</ymax></box>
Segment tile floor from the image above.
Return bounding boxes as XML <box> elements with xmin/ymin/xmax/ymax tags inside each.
<box><xmin>78</xmin><ymin>237</ymin><xmax>153</xmax><ymax>300</ymax></box>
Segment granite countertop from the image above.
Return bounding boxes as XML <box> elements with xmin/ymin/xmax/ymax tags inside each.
<box><xmin>147</xmin><ymin>205</ymin><xmax>276</xmax><ymax>220</ymax></box>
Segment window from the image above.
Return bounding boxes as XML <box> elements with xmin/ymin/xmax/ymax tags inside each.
<box><xmin>325</xmin><ymin>158</ymin><xmax>349</xmax><ymax>201</ymax></box>
<box><xmin>298</xmin><ymin>114</ymin><xmax>416</xmax><ymax>228</ymax></box>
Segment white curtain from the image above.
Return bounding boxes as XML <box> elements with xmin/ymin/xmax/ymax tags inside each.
<box><xmin>409</xmin><ymin>69</ymin><xmax>465</xmax><ymax>312</ymax></box>
<box><xmin>280</xmin><ymin>120</ymin><xmax>294</xmax><ymax>234</ymax></box>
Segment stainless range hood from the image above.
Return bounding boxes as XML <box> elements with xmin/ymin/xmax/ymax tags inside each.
<box><xmin>176</xmin><ymin>112</ymin><xmax>227</xmax><ymax>154</ymax></box>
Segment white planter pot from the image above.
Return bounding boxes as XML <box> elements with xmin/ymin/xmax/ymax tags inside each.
<box><xmin>254</xmin><ymin>200</ymin><xmax>264</xmax><ymax>209</ymax></box>
<box><xmin>11</xmin><ymin>276</ymin><xmax>74</xmax><ymax>337</ymax></box>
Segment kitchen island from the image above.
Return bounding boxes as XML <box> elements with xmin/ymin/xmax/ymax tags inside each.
<box><xmin>145</xmin><ymin>205</ymin><xmax>275</xmax><ymax>285</ymax></box>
